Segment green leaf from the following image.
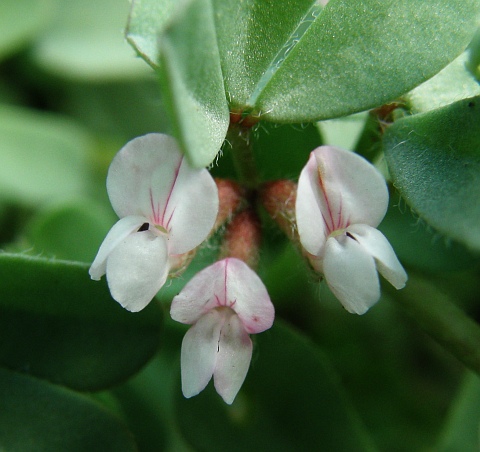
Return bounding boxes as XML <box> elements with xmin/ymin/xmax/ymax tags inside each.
<box><xmin>406</xmin><ymin>51</ymin><xmax>480</xmax><ymax>114</ymax></box>
<box><xmin>254</xmin><ymin>0</ymin><xmax>480</xmax><ymax>121</ymax></box>
<box><xmin>212</xmin><ymin>0</ymin><xmax>324</xmax><ymax>110</ymax></box>
<box><xmin>175</xmin><ymin>320</ymin><xmax>375</xmax><ymax>451</ymax></box>
<box><xmin>437</xmin><ymin>372</ymin><xmax>480</xmax><ymax>452</ymax></box>
<box><xmin>0</xmin><ymin>0</ymin><xmax>53</xmax><ymax>61</ymax></box>
<box><xmin>0</xmin><ymin>104</ymin><xmax>92</xmax><ymax>206</ymax></box>
<box><xmin>25</xmin><ymin>200</ymin><xmax>115</xmax><ymax>262</ymax></box>
<box><xmin>379</xmin><ymin>191</ymin><xmax>478</xmax><ymax>273</ymax></box>
<box><xmin>384</xmin><ymin>96</ymin><xmax>480</xmax><ymax>251</ymax></box>
<box><xmin>157</xmin><ymin>0</ymin><xmax>229</xmax><ymax>167</ymax></box>
<box><xmin>0</xmin><ymin>253</ymin><xmax>163</xmax><ymax>391</ymax></box>
<box><xmin>32</xmin><ymin>0</ymin><xmax>150</xmax><ymax>80</ymax></box>
<box><xmin>126</xmin><ymin>0</ymin><xmax>178</xmax><ymax>69</ymax></box>
<box><xmin>0</xmin><ymin>368</ymin><xmax>136</xmax><ymax>452</ymax></box>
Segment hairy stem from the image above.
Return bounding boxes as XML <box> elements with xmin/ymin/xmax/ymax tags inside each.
<box><xmin>226</xmin><ymin>125</ymin><xmax>259</xmax><ymax>190</ymax></box>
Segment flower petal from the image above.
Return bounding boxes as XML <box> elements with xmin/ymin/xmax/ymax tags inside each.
<box><xmin>222</xmin><ymin>258</ymin><xmax>274</xmax><ymax>334</ymax></box>
<box><xmin>180</xmin><ymin>310</ymin><xmax>223</xmax><ymax>399</ymax></box>
<box><xmin>164</xmin><ymin>159</ymin><xmax>218</xmax><ymax>255</ymax></box>
<box><xmin>89</xmin><ymin>215</ymin><xmax>147</xmax><ymax>280</ymax></box>
<box><xmin>323</xmin><ymin>235</ymin><xmax>380</xmax><ymax>315</ymax></box>
<box><xmin>214</xmin><ymin>312</ymin><xmax>252</xmax><ymax>405</ymax></box>
<box><xmin>296</xmin><ymin>153</ymin><xmax>329</xmax><ymax>256</ymax></box>
<box><xmin>107</xmin><ymin>134</ymin><xmax>184</xmax><ymax>220</ymax></box>
<box><xmin>347</xmin><ymin>224</ymin><xmax>408</xmax><ymax>290</ymax></box>
<box><xmin>106</xmin><ymin>133</ymin><xmax>218</xmax><ymax>255</ymax></box>
<box><xmin>313</xmin><ymin>146</ymin><xmax>388</xmax><ymax>227</ymax></box>
<box><xmin>170</xmin><ymin>259</ymin><xmax>227</xmax><ymax>325</ymax></box>
<box><xmin>106</xmin><ymin>231</ymin><xmax>169</xmax><ymax>312</ymax></box>
<box><xmin>170</xmin><ymin>258</ymin><xmax>274</xmax><ymax>334</ymax></box>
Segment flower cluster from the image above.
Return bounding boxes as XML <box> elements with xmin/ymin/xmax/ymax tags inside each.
<box><xmin>90</xmin><ymin>133</ymin><xmax>406</xmax><ymax>404</ymax></box>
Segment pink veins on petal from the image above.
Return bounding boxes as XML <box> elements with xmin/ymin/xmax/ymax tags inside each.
<box><xmin>148</xmin><ymin>156</ymin><xmax>183</xmax><ymax>229</ymax></box>
<box><xmin>318</xmin><ymin>175</ymin><xmax>348</xmax><ymax>235</ymax></box>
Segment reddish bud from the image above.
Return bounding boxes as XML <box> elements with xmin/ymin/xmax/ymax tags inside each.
<box><xmin>220</xmin><ymin>209</ymin><xmax>261</xmax><ymax>269</ymax></box>
<box><xmin>214</xmin><ymin>179</ymin><xmax>245</xmax><ymax>231</ymax></box>
<box><xmin>260</xmin><ymin>180</ymin><xmax>298</xmax><ymax>241</ymax></box>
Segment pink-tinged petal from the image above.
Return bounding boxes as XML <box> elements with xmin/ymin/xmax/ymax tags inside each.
<box><xmin>106</xmin><ymin>133</ymin><xmax>184</xmax><ymax>220</ymax></box>
<box><xmin>296</xmin><ymin>153</ymin><xmax>329</xmax><ymax>256</ymax></box>
<box><xmin>323</xmin><ymin>235</ymin><xmax>380</xmax><ymax>315</ymax></box>
<box><xmin>106</xmin><ymin>231</ymin><xmax>169</xmax><ymax>312</ymax></box>
<box><xmin>347</xmin><ymin>224</ymin><xmax>408</xmax><ymax>290</ymax></box>
<box><xmin>171</xmin><ymin>258</ymin><xmax>274</xmax><ymax>334</ymax></box>
<box><xmin>222</xmin><ymin>258</ymin><xmax>274</xmax><ymax>334</ymax></box>
<box><xmin>313</xmin><ymin>146</ymin><xmax>388</xmax><ymax>229</ymax></box>
<box><xmin>214</xmin><ymin>312</ymin><xmax>252</xmax><ymax>405</ymax></box>
<box><xmin>164</xmin><ymin>160</ymin><xmax>218</xmax><ymax>255</ymax></box>
<box><xmin>180</xmin><ymin>310</ymin><xmax>223</xmax><ymax>399</ymax></box>
<box><xmin>170</xmin><ymin>260</ymin><xmax>227</xmax><ymax>324</ymax></box>
<box><xmin>89</xmin><ymin>215</ymin><xmax>147</xmax><ymax>280</ymax></box>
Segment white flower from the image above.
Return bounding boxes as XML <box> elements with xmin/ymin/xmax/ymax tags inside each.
<box><xmin>170</xmin><ymin>258</ymin><xmax>274</xmax><ymax>404</ymax></box>
<box><xmin>89</xmin><ymin>133</ymin><xmax>218</xmax><ymax>312</ymax></box>
<box><xmin>296</xmin><ymin>146</ymin><xmax>407</xmax><ymax>315</ymax></box>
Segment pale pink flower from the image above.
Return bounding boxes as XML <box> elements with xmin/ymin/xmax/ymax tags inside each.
<box><xmin>170</xmin><ymin>258</ymin><xmax>274</xmax><ymax>404</ymax></box>
<box><xmin>89</xmin><ymin>133</ymin><xmax>218</xmax><ymax>312</ymax></box>
<box><xmin>296</xmin><ymin>146</ymin><xmax>407</xmax><ymax>314</ymax></box>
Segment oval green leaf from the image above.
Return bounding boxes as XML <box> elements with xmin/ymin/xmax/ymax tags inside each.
<box><xmin>175</xmin><ymin>320</ymin><xmax>374</xmax><ymax>451</ymax></box>
<box><xmin>384</xmin><ymin>96</ymin><xmax>480</xmax><ymax>251</ymax></box>
<box><xmin>157</xmin><ymin>0</ymin><xmax>229</xmax><ymax>167</ymax></box>
<box><xmin>0</xmin><ymin>104</ymin><xmax>92</xmax><ymax>206</ymax></box>
<box><xmin>0</xmin><ymin>368</ymin><xmax>137</xmax><ymax>452</ymax></box>
<box><xmin>255</xmin><ymin>0</ymin><xmax>480</xmax><ymax>121</ymax></box>
<box><xmin>32</xmin><ymin>0</ymin><xmax>150</xmax><ymax>80</ymax></box>
<box><xmin>0</xmin><ymin>253</ymin><xmax>163</xmax><ymax>391</ymax></box>
<box><xmin>126</xmin><ymin>0</ymin><xmax>177</xmax><ymax>69</ymax></box>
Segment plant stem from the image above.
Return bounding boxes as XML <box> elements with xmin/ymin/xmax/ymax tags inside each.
<box><xmin>389</xmin><ymin>275</ymin><xmax>480</xmax><ymax>376</ymax></box>
<box><xmin>226</xmin><ymin>125</ymin><xmax>259</xmax><ymax>190</ymax></box>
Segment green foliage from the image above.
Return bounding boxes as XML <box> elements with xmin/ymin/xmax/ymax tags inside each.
<box><xmin>25</xmin><ymin>201</ymin><xmax>115</xmax><ymax>262</ymax></box>
<box><xmin>157</xmin><ymin>0</ymin><xmax>230</xmax><ymax>168</ymax></box>
<box><xmin>0</xmin><ymin>0</ymin><xmax>53</xmax><ymax>61</ymax></box>
<box><xmin>31</xmin><ymin>0</ymin><xmax>150</xmax><ymax>80</ymax></box>
<box><xmin>128</xmin><ymin>0</ymin><xmax>480</xmax><ymax>164</ymax></box>
<box><xmin>0</xmin><ymin>104</ymin><xmax>92</xmax><ymax>206</ymax></box>
<box><xmin>0</xmin><ymin>368</ymin><xmax>137</xmax><ymax>452</ymax></box>
<box><xmin>384</xmin><ymin>96</ymin><xmax>480</xmax><ymax>251</ymax></box>
<box><xmin>1</xmin><ymin>0</ymin><xmax>480</xmax><ymax>450</ymax></box>
<box><xmin>437</xmin><ymin>373</ymin><xmax>480</xmax><ymax>452</ymax></box>
<box><xmin>0</xmin><ymin>254</ymin><xmax>163</xmax><ymax>391</ymax></box>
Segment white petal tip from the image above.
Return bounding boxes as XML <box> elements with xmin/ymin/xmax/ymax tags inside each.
<box><xmin>88</xmin><ymin>269</ymin><xmax>102</xmax><ymax>281</ymax></box>
<box><xmin>220</xmin><ymin>394</ymin><xmax>236</xmax><ymax>405</ymax></box>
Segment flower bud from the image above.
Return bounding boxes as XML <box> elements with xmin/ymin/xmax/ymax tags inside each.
<box><xmin>219</xmin><ymin>209</ymin><xmax>261</xmax><ymax>269</ymax></box>
<box><xmin>214</xmin><ymin>179</ymin><xmax>245</xmax><ymax>231</ymax></box>
<box><xmin>260</xmin><ymin>180</ymin><xmax>298</xmax><ymax>242</ymax></box>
